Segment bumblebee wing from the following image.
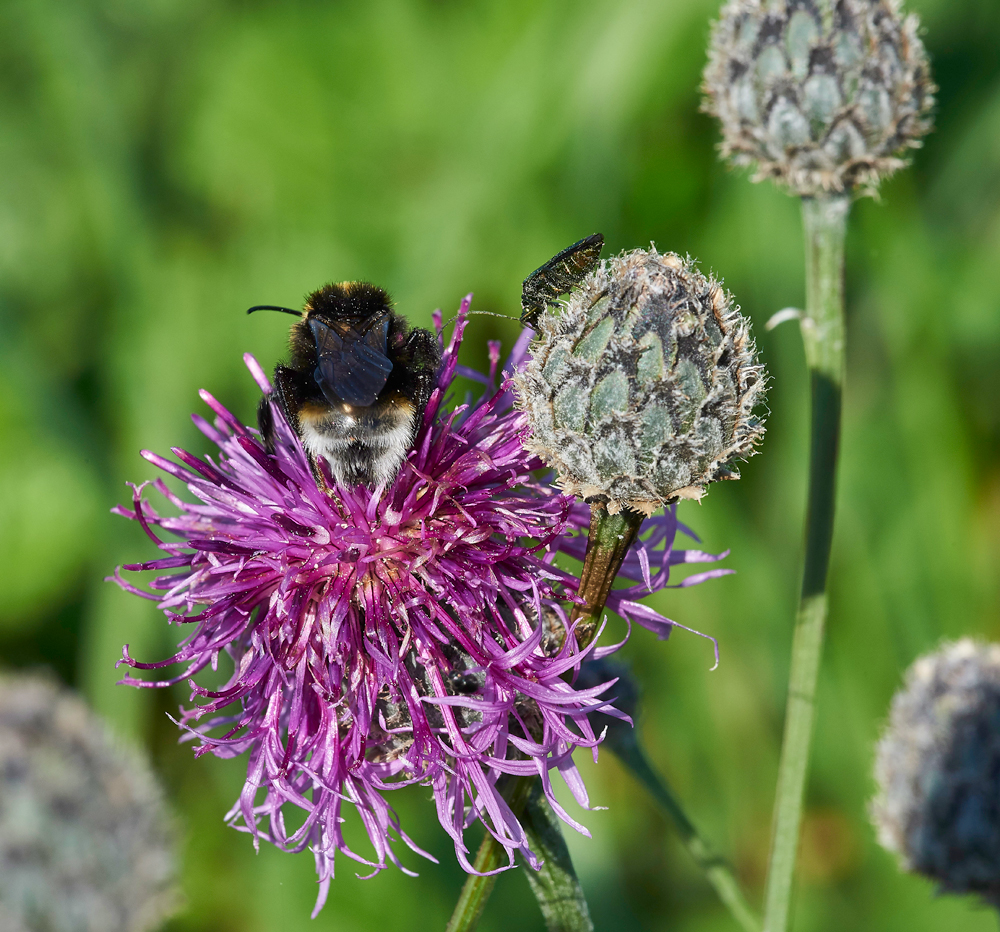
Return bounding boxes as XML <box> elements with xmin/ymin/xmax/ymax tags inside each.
<box><xmin>362</xmin><ymin>314</ymin><xmax>391</xmax><ymax>353</ymax></box>
<box><xmin>310</xmin><ymin>317</ymin><xmax>393</xmax><ymax>407</ymax></box>
<box><xmin>521</xmin><ymin>233</ymin><xmax>604</xmax><ymax>324</ymax></box>
<box><xmin>339</xmin><ymin>340</ymin><xmax>393</xmax><ymax>406</ymax></box>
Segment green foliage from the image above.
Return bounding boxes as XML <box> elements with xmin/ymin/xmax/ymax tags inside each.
<box><xmin>1</xmin><ymin>0</ymin><xmax>998</xmax><ymax>928</ymax></box>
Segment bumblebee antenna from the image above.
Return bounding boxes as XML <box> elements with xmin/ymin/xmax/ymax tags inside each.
<box><xmin>246</xmin><ymin>305</ymin><xmax>302</xmax><ymax>317</ymax></box>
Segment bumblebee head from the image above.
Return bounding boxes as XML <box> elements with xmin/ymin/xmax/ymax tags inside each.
<box><xmin>304</xmin><ymin>281</ymin><xmax>392</xmax><ymax>328</ymax></box>
<box><xmin>247</xmin><ymin>282</ymin><xmax>402</xmax><ymax>409</ymax></box>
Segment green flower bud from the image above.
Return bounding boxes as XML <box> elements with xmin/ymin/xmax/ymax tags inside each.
<box><xmin>872</xmin><ymin>640</ymin><xmax>1000</xmax><ymax>908</ymax></box>
<box><xmin>513</xmin><ymin>248</ymin><xmax>766</xmax><ymax>515</ymax></box>
<box><xmin>702</xmin><ymin>0</ymin><xmax>935</xmax><ymax>196</ymax></box>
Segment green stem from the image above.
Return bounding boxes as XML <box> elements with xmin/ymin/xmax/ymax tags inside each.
<box><xmin>762</xmin><ymin>193</ymin><xmax>848</xmax><ymax>932</ymax></box>
<box><xmin>610</xmin><ymin>732</ymin><xmax>760</xmax><ymax>932</ymax></box>
<box><xmin>446</xmin><ymin>775</ymin><xmax>536</xmax><ymax>932</ymax></box>
<box><xmin>447</xmin><ymin>504</ymin><xmax>639</xmax><ymax>931</ymax></box>
<box><xmin>569</xmin><ymin>503</ymin><xmax>646</xmax><ymax>647</ymax></box>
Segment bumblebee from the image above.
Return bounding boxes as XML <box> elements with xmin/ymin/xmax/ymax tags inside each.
<box><xmin>249</xmin><ymin>281</ymin><xmax>441</xmax><ymax>488</ymax></box>
<box><xmin>520</xmin><ymin>233</ymin><xmax>604</xmax><ymax>329</ymax></box>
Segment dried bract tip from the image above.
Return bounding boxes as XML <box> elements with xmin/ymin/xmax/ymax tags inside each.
<box><xmin>703</xmin><ymin>0</ymin><xmax>935</xmax><ymax>196</ymax></box>
<box><xmin>514</xmin><ymin>248</ymin><xmax>766</xmax><ymax>515</ymax></box>
<box><xmin>0</xmin><ymin>674</ymin><xmax>179</xmax><ymax>932</ymax></box>
<box><xmin>872</xmin><ymin>640</ymin><xmax>1000</xmax><ymax>907</ymax></box>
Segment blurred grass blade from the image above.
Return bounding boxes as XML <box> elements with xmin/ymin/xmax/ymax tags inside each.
<box><xmin>607</xmin><ymin>728</ymin><xmax>761</xmax><ymax>932</ymax></box>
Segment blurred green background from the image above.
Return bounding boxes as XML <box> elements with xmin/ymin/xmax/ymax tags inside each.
<box><xmin>2</xmin><ymin>0</ymin><xmax>999</xmax><ymax>929</ymax></box>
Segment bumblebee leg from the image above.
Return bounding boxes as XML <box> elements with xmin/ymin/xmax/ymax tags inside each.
<box><xmin>256</xmin><ymin>395</ymin><xmax>276</xmax><ymax>453</ymax></box>
<box><xmin>269</xmin><ymin>365</ymin><xmax>334</xmax><ymax>490</ymax></box>
<box><xmin>401</xmin><ymin>328</ymin><xmax>443</xmax><ymax>414</ymax></box>
<box><xmin>269</xmin><ymin>366</ymin><xmax>307</xmax><ymax>435</ymax></box>
<box><xmin>403</xmin><ymin>327</ymin><xmax>441</xmax><ymax>367</ymax></box>
<box><xmin>261</xmin><ymin>365</ymin><xmax>312</xmax><ymax>460</ymax></box>
<box><xmin>307</xmin><ymin>455</ymin><xmax>331</xmax><ymax>491</ymax></box>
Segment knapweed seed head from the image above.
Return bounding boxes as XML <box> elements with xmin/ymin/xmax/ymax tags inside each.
<box><xmin>872</xmin><ymin>639</ymin><xmax>1000</xmax><ymax>907</ymax></box>
<box><xmin>513</xmin><ymin>248</ymin><xmax>766</xmax><ymax>516</ymax></box>
<box><xmin>0</xmin><ymin>674</ymin><xmax>178</xmax><ymax>932</ymax></box>
<box><xmin>703</xmin><ymin>0</ymin><xmax>935</xmax><ymax>196</ymax></box>
<box><xmin>112</xmin><ymin>297</ymin><xmax>729</xmax><ymax>912</ymax></box>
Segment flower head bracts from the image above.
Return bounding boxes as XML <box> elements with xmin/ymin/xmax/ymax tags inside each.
<box><xmin>703</xmin><ymin>0</ymin><xmax>935</xmax><ymax>197</ymax></box>
<box><xmin>513</xmin><ymin>248</ymin><xmax>766</xmax><ymax>515</ymax></box>
<box><xmin>112</xmin><ymin>296</ymin><xmax>728</xmax><ymax>912</ymax></box>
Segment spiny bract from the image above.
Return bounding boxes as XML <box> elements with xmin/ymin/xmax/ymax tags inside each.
<box><xmin>514</xmin><ymin>248</ymin><xmax>766</xmax><ymax>515</ymax></box>
<box><xmin>702</xmin><ymin>0</ymin><xmax>934</xmax><ymax>196</ymax></box>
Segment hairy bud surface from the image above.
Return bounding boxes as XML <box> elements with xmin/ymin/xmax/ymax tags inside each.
<box><xmin>514</xmin><ymin>248</ymin><xmax>765</xmax><ymax>515</ymax></box>
<box><xmin>703</xmin><ymin>0</ymin><xmax>934</xmax><ymax>195</ymax></box>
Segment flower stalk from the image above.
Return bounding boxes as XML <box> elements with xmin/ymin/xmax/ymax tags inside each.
<box><xmin>446</xmin><ymin>510</ymin><xmax>641</xmax><ymax>932</ymax></box>
<box><xmin>569</xmin><ymin>504</ymin><xmax>647</xmax><ymax>647</ymax></box>
<box><xmin>762</xmin><ymin>193</ymin><xmax>848</xmax><ymax>932</ymax></box>
<box><xmin>445</xmin><ymin>500</ymin><xmax>733</xmax><ymax>932</ymax></box>
<box><xmin>445</xmin><ymin>775</ymin><xmax>537</xmax><ymax>932</ymax></box>
<box><xmin>445</xmin><ymin>541</ymin><xmax>621</xmax><ymax>932</ymax></box>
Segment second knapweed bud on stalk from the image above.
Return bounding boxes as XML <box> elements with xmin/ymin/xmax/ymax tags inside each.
<box><xmin>514</xmin><ymin>247</ymin><xmax>767</xmax><ymax>639</ymax></box>
<box><xmin>702</xmin><ymin>0</ymin><xmax>935</xmax><ymax>198</ymax></box>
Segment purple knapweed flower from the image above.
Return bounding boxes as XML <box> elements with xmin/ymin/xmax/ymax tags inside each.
<box><xmin>112</xmin><ymin>296</ymin><xmax>728</xmax><ymax>913</ymax></box>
